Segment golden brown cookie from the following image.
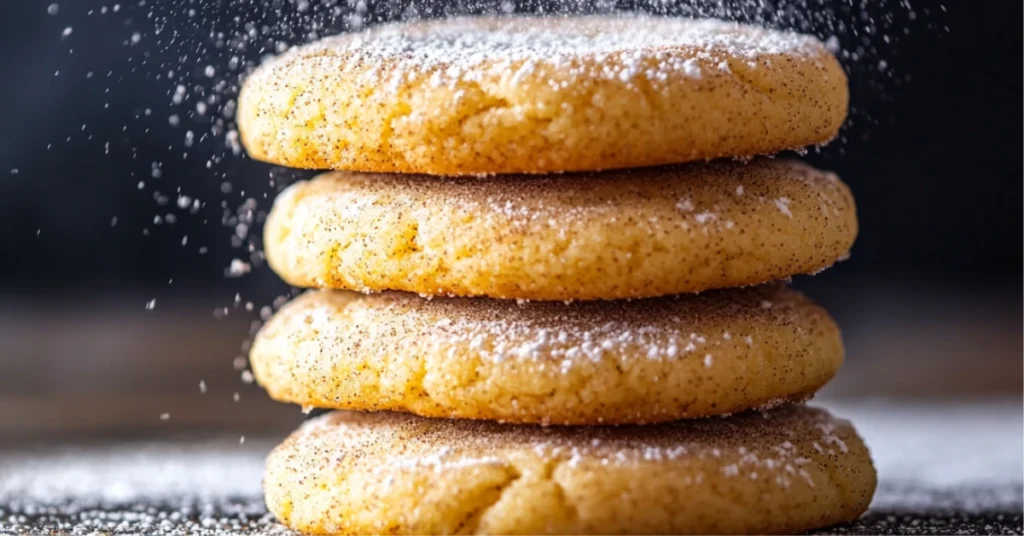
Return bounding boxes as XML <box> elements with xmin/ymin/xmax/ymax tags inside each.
<box><xmin>263</xmin><ymin>159</ymin><xmax>857</xmax><ymax>300</ymax></box>
<box><xmin>250</xmin><ymin>285</ymin><xmax>843</xmax><ymax>425</ymax></box>
<box><xmin>238</xmin><ymin>15</ymin><xmax>848</xmax><ymax>175</ymax></box>
<box><xmin>264</xmin><ymin>405</ymin><xmax>876</xmax><ymax>534</ymax></box>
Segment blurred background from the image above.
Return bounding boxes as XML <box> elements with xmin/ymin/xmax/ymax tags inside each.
<box><xmin>0</xmin><ymin>0</ymin><xmax>1020</xmax><ymax>443</ymax></box>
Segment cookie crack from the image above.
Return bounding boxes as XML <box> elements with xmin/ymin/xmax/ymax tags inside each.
<box><xmin>454</xmin><ymin>466</ymin><xmax>523</xmax><ymax>534</ymax></box>
<box><xmin>548</xmin><ymin>459</ymin><xmax>580</xmax><ymax>525</ymax></box>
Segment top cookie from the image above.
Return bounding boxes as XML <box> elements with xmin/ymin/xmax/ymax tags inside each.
<box><xmin>238</xmin><ymin>15</ymin><xmax>847</xmax><ymax>175</ymax></box>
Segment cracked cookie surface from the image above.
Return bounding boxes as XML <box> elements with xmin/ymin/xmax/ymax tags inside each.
<box><xmin>263</xmin><ymin>159</ymin><xmax>857</xmax><ymax>300</ymax></box>
<box><xmin>250</xmin><ymin>285</ymin><xmax>843</xmax><ymax>425</ymax></box>
<box><xmin>264</xmin><ymin>405</ymin><xmax>876</xmax><ymax>534</ymax></box>
<box><xmin>237</xmin><ymin>15</ymin><xmax>847</xmax><ymax>175</ymax></box>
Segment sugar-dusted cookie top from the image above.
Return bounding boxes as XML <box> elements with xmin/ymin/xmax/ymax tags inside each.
<box><xmin>239</xmin><ymin>16</ymin><xmax>847</xmax><ymax>174</ymax></box>
<box><xmin>264</xmin><ymin>159</ymin><xmax>857</xmax><ymax>300</ymax></box>
<box><xmin>251</xmin><ymin>285</ymin><xmax>843</xmax><ymax>425</ymax></box>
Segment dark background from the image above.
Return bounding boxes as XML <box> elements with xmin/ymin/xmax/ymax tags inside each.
<box><xmin>0</xmin><ymin>0</ymin><xmax>1020</xmax><ymax>440</ymax></box>
<box><xmin>1</xmin><ymin>0</ymin><xmax>1020</xmax><ymax>296</ymax></box>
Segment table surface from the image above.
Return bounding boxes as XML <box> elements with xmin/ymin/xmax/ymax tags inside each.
<box><xmin>2</xmin><ymin>401</ymin><xmax>1021</xmax><ymax>535</ymax></box>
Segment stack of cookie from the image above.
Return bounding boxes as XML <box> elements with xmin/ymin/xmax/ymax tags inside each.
<box><xmin>238</xmin><ymin>16</ymin><xmax>876</xmax><ymax>534</ymax></box>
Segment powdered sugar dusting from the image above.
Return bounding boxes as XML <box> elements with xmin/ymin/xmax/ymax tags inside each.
<box><xmin>775</xmin><ymin>196</ymin><xmax>793</xmax><ymax>217</ymax></box>
<box><xmin>282</xmin><ymin>405</ymin><xmax>859</xmax><ymax>491</ymax></box>
<box><xmin>277</xmin><ymin>284</ymin><xmax>813</xmax><ymax>369</ymax></box>
<box><xmin>828</xmin><ymin>400</ymin><xmax>1024</xmax><ymax>496</ymax></box>
<box><xmin>258</xmin><ymin>15</ymin><xmax>830</xmax><ymax>95</ymax></box>
<box><xmin>0</xmin><ymin>441</ymin><xmax>270</xmax><ymax>504</ymax></box>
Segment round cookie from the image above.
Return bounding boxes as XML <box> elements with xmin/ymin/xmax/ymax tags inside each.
<box><xmin>238</xmin><ymin>16</ymin><xmax>848</xmax><ymax>175</ymax></box>
<box><xmin>264</xmin><ymin>406</ymin><xmax>876</xmax><ymax>534</ymax></box>
<box><xmin>250</xmin><ymin>285</ymin><xmax>843</xmax><ymax>425</ymax></box>
<box><xmin>264</xmin><ymin>159</ymin><xmax>857</xmax><ymax>300</ymax></box>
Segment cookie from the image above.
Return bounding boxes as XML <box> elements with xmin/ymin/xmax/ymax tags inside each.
<box><xmin>250</xmin><ymin>285</ymin><xmax>842</xmax><ymax>425</ymax></box>
<box><xmin>263</xmin><ymin>159</ymin><xmax>857</xmax><ymax>300</ymax></box>
<box><xmin>238</xmin><ymin>16</ymin><xmax>847</xmax><ymax>175</ymax></box>
<box><xmin>264</xmin><ymin>405</ymin><xmax>875</xmax><ymax>534</ymax></box>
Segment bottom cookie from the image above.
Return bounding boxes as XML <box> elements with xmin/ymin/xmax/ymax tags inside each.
<box><xmin>265</xmin><ymin>405</ymin><xmax>875</xmax><ymax>534</ymax></box>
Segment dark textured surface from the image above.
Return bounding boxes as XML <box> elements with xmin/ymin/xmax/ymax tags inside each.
<box><xmin>831</xmin><ymin>512</ymin><xmax>1023</xmax><ymax>535</ymax></box>
<box><xmin>0</xmin><ymin>497</ymin><xmax>1021</xmax><ymax>535</ymax></box>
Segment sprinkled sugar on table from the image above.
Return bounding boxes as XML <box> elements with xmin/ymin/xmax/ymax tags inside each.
<box><xmin>1</xmin><ymin>401</ymin><xmax>1021</xmax><ymax>535</ymax></box>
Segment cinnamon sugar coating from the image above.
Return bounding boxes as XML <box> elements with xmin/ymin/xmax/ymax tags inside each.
<box><xmin>263</xmin><ymin>159</ymin><xmax>857</xmax><ymax>300</ymax></box>
<box><xmin>251</xmin><ymin>285</ymin><xmax>843</xmax><ymax>424</ymax></box>
<box><xmin>264</xmin><ymin>405</ymin><xmax>876</xmax><ymax>534</ymax></box>
<box><xmin>238</xmin><ymin>15</ymin><xmax>848</xmax><ymax>175</ymax></box>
